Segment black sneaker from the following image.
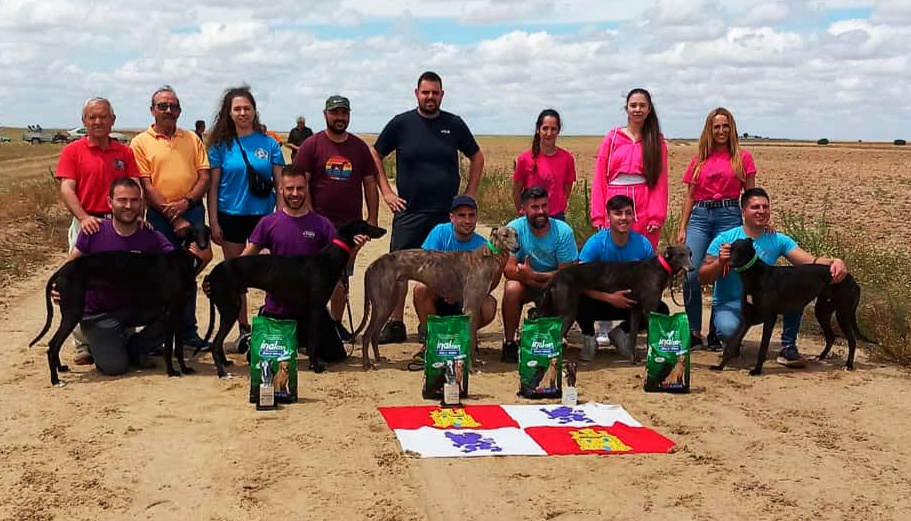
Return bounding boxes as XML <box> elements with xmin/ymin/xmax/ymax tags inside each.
<box><xmin>377</xmin><ymin>320</ymin><xmax>407</xmax><ymax>344</ymax></box>
<box><xmin>235</xmin><ymin>323</ymin><xmax>252</xmax><ymax>355</ymax></box>
<box><xmin>184</xmin><ymin>335</ymin><xmax>211</xmax><ymax>353</ymax></box>
<box><xmin>706</xmin><ymin>331</ymin><xmax>723</xmax><ymax>352</ymax></box>
<box><xmin>690</xmin><ymin>332</ymin><xmax>704</xmax><ymax>350</ymax></box>
<box><xmin>501</xmin><ymin>340</ymin><xmax>519</xmax><ymax>363</ymax></box>
<box><xmin>334</xmin><ymin>320</ymin><xmax>353</xmax><ymax>342</ymax></box>
<box><xmin>777</xmin><ymin>344</ymin><xmax>806</xmax><ymax>367</ymax></box>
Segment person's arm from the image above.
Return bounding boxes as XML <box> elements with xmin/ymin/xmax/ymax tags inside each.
<box><xmin>139</xmin><ymin>177</ymin><xmax>168</xmax><ymax>213</ymax></box>
<box><xmin>59</xmin><ymin>178</ymin><xmax>102</xmax><ymax>234</ymax></box>
<box><xmin>784</xmin><ymin>246</ymin><xmax>848</xmax><ymax>283</ymax></box>
<box><xmin>698</xmin><ymin>248</ymin><xmax>730</xmax><ymax>285</ymax></box>
<box><xmin>286</xmin><ymin>142</ymin><xmax>300</xmax><ymax>152</ymax></box>
<box><xmin>590</xmin><ymin>132</ymin><xmax>612</xmax><ymax>228</ymax></box>
<box><xmin>511</xmin><ymin>154</ymin><xmax>526</xmax><ymax>213</ymax></box>
<box><xmin>562</xmin><ymin>152</ymin><xmax>576</xmax><ymax>210</ymax></box>
<box><xmin>511</xmin><ymin>179</ymin><xmax>524</xmax><ymax>214</ymax></box>
<box><xmin>677</xmin><ymin>183</ymin><xmax>695</xmax><ymax>244</ymax></box>
<box><xmin>370</xmin><ymin>147</ymin><xmax>406</xmax><ymax>212</ymax></box>
<box><xmin>645</xmin><ymin>137</ymin><xmax>669</xmax><ymax>234</ymax></box>
<box><xmin>363</xmin><ymin>175</ymin><xmax>379</xmax><ymax>226</ymax></box>
<box><xmin>207</xmin><ymin>167</ymin><xmax>223</xmax><ymax>246</ymax></box>
<box><xmin>583</xmin><ymin>288</ymin><xmax>637</xmax><ymax>308</ymax></box>
<box><xmin>464</xmin><ymin>150</ymin><xmax>484</xmax><ymax>197</ymax></box>
<box><xmin>241</xmin><ymin>242</ymin><xmax>264</xmax><ymax>256</ymax></box>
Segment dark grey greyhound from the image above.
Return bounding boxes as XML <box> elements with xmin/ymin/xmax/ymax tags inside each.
<box><xmin>709</xmin><ymin>238</ymin><xmax>876</xmax><ymax>376</ymax></box>
<box><xmin>30</xmin><ymin>223</ymin><xmax>210</xmax><ymax>387</ymax></box>
<box><xmin>201</xmin><ymin>220</ymin><xmax>386</xmax><ymax>375</ymax></box>
<box><xmin>538</xmin><ymin>244</ymin><xmax>694</xmax><ymax>364</ymax></box>
<box><xmin>354</xmin><ymin>226</ymin><xmax>520</xmax><ymax>370</ymax></box>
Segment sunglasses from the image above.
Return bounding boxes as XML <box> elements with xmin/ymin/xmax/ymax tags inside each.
<box><xmin>154</xmin><ymin>102</ymin><xmax>181</xmax><ymax>112</ymax></box>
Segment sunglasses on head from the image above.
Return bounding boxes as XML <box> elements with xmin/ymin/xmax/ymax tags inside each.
<box><xmin>154</xmin><ymin>102</ymin><xmax>181</xmax><ymax>112</ymax></box>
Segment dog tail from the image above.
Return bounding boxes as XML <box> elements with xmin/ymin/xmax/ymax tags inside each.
<box><xmin>351</xmin><ymin>288</ymin><xmax>371</xmax><ymax>339</ymax></box>
<box><xmin>29</xmin><ymin>271</ymin><xmax>58</xmax><ymax>347</ymax></box>
<box><xmin>854</xmin><ymin>322</ymin><xmax>879</xmax><ymax>345</ymax></box>
<box><xmin>200</xmin><ymin>274</ymin><xmax>216</xmax><ymax>347</ymax></box>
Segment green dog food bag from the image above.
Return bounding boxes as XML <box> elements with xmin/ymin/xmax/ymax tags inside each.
<box><xmin>249</xmin><ymin>315</ymin><xmax>299</xmax><ymax>404</ymax></box>
<box><xmin>518</xmin><ymin>316</ymin><xmax>563</xmax><ymax>399</ymax></box>
<box><xmin>644</xmin><ymin>311</ymin><xmax>691</xmax><ymax>394</ymax></box>
<box><xmin>423</xmin><ymin>314</ymin><xmax>471</xmax><ymax>400</ymax></box>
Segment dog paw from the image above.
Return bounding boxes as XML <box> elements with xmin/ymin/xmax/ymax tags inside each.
<box><xmin>748</xmin><ymin>368</ymin><xmax>763</xmax><ymax>377</ymax></box>
<box><xmin>181</xmin><ymin>367</ymin><xmax>196</xmax><ymax>375</ymax></box>
<box><xmin>708</xmin><ymin>365</ymin><xmax>724</xmax><ymax>371</ymax></box>
<box><xmin>224</xmin><ymin>359</ymin><xmax>234</xmax><ymax>367</ymax></box>
<box><xmin>844</xmin><ymin>364</ymin><xmax>855</xmax><ymax>371</ymax></box>
<box><xmin>58</xmin><ymin>364</ymin><xmax>70</xmax><ymax>373</ymax></box>
<box><xmin>310</xmin><ymin>364</ymin><xmax>326</xmax><ymax>374</ymax></box>
<box><xmin>473</xmin><ymin>358</ymin><xmax>486</xmax><ymax>367</ymax></box>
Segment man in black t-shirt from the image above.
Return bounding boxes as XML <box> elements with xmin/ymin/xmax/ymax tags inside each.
<box><xmin>370</xmin><ymin>70</ymin><xmax>485</xmax><ymax>344</ymax></box>
<box><xmin>287</xmin><ymin>116</ymin><xmax>314</xmax><ymax>160</ymax></box>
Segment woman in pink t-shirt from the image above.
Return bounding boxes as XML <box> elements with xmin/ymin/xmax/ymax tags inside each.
<box><xmin>590</xmin><ymin>88</ymin><xmax>668</xmax><ymax>248</ymax></box>
<box><xmin>512</xmin><ymin>109</ymin><xmax>577</xmax><ymax>220</ymax></box>
<box><xmin>677</xmin><ymin>107</ymin><xmax>756</xmax><ymax>349</ymax></box>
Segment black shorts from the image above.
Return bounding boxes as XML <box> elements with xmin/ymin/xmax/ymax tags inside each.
<box><xmin>434</xmin><ymin>298</ymin><xmax>463</xmax><ymax>316</ymax></box>
<box><xmin>390</xmin><ymin>212</ymin><xmax>449</xmax><ymax>252</ymax></box>
<box><xmin>218</xmin><ymin>213</ymin><xmax>267</xmax><ymax>244</ymax></box>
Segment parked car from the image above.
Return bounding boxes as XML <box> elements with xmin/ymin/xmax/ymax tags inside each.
<box><xmin>22</xmin><ymin>125</ymin><xmax>67</xmax><ymax>144</ymax></box>
<box><xmin>0</xmin><ymin>136</ymin><xmax>11</xmax><ymax>143</ymax></box>
<box><xmin>66</xmin><ymin>127</ymin><xmax>128</xmax><ymax>143</ymax></box>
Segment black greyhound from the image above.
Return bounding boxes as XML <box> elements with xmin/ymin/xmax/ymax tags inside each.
<box><xmin>538</xmin><ymin>244</ymin><xmax>693</xmax><ymax>364</ymax></box>
<box><xmin>709</xmin><ymin>238</ymin><xmax>876</xmax><ymax>376</ymax></box>
<box><xmin>201</xmin><ymin>220</ymin><xmax>386</xmax><ymax>374</ymax></box>
<box><xmin>30</xmin><ymin>224</ymin><xmax>210</xmax><ymax>387</ymax></box>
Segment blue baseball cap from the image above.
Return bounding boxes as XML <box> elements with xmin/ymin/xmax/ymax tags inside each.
<box><xmin>450</xmin><ymin>194</ymin><xmax>477</xmax><ymax>211</ymax></box>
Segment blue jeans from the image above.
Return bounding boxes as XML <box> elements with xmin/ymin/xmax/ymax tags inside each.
<box><xmin>147</xmin><ymin>205</ymin><xmax>206</xmax><ymax>341</ymax></box>
<box><xmin>713</xmin><ymin>300</ymin><xmax>802</xmax><ymax>347</ymax></box>
<box><xmin>683</xmin><ymin>205</ymin><xmax>743</xmax><ymax>333</ymax></box>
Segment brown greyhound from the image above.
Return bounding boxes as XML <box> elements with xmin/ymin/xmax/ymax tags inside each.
<box><xmin>354</xmin><ymin>226</ymin><xmax>520</xmax><ymax>369</ymax></box>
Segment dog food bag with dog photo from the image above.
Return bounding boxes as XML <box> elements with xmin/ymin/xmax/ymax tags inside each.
<box><xmin>644</xmin><ymin>312</ymin><xmax>691</xmax><ymax>394</ymax></box>
<box><xmin>249</xmin><ymin>316</ymin><xmax>299</xmax><ymax>404</ymax></box>
<box><xmin>423</xmin><ymin>314</ymin><xmax>471</xmax><ymax>400</ymax></box>
<box><xmin>518</xmin><ymin>316</ymin><xmax>563</xmax><ymax>399</ymax></box>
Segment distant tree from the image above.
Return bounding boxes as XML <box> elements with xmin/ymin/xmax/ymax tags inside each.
<box><xmin>743</xmin><ymin>132</ymin><xmax>749</xmax><ymax>138</ymax></box>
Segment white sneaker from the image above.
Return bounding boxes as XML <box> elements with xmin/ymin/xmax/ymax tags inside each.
<box><xmin>608</xmin><ymin>326</ymin><xmax>631</xmax><ymax>358</ymax></box>
<box><xmin>595</xmin><ymin>321</ymin><xmax>612</xmax><ymax>346</ymax></box>
<box><xmin>580</xmin><ymin>335</ymin><xmax>597</xmax><ymax>361</ymax></box>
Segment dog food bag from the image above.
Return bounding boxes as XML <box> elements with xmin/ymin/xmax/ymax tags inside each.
<box><xmin>423</xmin><ymin>314</ymin><xmax>471</xmax><ymax>400</ymax></box>
<box><xmin>644</xmin><ymin>312</ymin><xmax>691</xmax><ymax>394</ymax></box>
<box><xmin>518</xmin><ymin>316</ymin><xmax>563</xmax><ymax>399</ymax></box>
<box><xmin>249</xmin><ymin>316</ymin><xmax>299</xmax><ymax>404</ymax></box>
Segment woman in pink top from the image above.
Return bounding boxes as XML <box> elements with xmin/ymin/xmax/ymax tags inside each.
<box><xmin>590</xmin><ymin>88</ymin><xmax>668</xmax><ymax>248</ymax></box>
<box><xmin>512</xmin><ymin>109</ymin><xmax>576</xmax><ymax>220</ymax></box>
<box><xmin>676</xmin><ymin>107</ymin><xmax>756</xmax><ymax>349</ymax></box>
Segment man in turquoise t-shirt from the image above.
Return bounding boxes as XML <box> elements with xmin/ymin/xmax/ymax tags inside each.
<box><xmin>411</xmin><ymin>195</ymin><xmax>497</xmax><ymax>363</ymax></box>
<box><xmin>699</xmin><ymin>187</ymin><xmax>849</xmax><ymax>366</ymax></box>
<box><xmin>501</xmin><ymin>186</ymin><xmax>578</xmax><ymax>363</ymax></box>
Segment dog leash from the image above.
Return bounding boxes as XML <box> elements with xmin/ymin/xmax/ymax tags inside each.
<box><xmin>342</xmin><ymin>274</ymin><xmax>357</xmax><ymax>358</ymax></box>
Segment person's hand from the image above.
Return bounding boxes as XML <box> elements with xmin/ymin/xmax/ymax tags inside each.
<box><xmin>162</xmin><ymin>199</ymin><xmax>189</xmax><ymax>220</ymax></box>
<box><xmin>383</xmin><ymin>191</ymin><xmax>407</xmax><ymax>213</ymax></box>
<box><xmin>137</xmin><ymin>218</ymin><xmax>154</xmax><ymax>231</ymax></box>
<box><xmin>210</xmin><ymin>221</ymin><xmax>224</xmax><ymax>246</ymax></box>
<box><xmin>676</xmin><ymin>228</ymin><xmax>686</xmax><ymax>245</ymax></box>
<box><xmin>51</xmin><ymin>283</ymin><xmax>60</xmax><ymax>304</ymax></box>
<box><xmin>172</xmin><ymin>216</ymin><xmax>191</xmax><ymax>236</ymax></box>
<box><xmin>79</xmin><ymin>216</ymin><xmax>102</xmax><ymax>235</ymax></box>
<box><xmin>352</xmin><ymin>234</ymin><xmax>370</xmax><ymax>254</ymax></box>
<box><xmin>830</xmin><ymin>258</ymin><xmax>848</xmax><ymax>283</ymax></box>
<box><xmin>718</xmin><ymin>243</ymin><xmax>731</xmax><ymax>277</ymax></box>
<box><xmin>188</xmin><ymin>242</ymin><xmax>213</xmax><ymax>263</ymax></box>
<box><xmin>646</xmin><ymin>223</ymin><xmax>661</xmax><ymax>235</ymax></box>
<box><xmin>605</xmin><ymin>289</ymin><xmax>637</xmax><ymax>309</ymax></box>
<box><xmin>516</xmin><ymin>256</ymin><xmax>535</xmax><ymax>280</ymax></box>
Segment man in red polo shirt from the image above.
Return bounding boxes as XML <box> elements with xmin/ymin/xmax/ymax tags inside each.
<box><xmin>56</xmin><ymin>97</ymin><xmax>142</xmax><ymax>365</ymax></box>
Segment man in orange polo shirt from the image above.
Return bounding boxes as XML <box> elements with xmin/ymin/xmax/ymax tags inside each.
<box><xmin>131</xmin><ymin>85</ymin><xmax>212</xmax><ymax>350</ymax></box>
<box><xmin>56</xmin><ymin>96</ymin><xmax>142</xmax><ymax>365</ymax></box>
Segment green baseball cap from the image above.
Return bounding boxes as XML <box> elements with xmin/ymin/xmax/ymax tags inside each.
<box><xmin>325</xmin><ymin>95</ymin><xmax>350</xmax><ymax>110</ymax></box>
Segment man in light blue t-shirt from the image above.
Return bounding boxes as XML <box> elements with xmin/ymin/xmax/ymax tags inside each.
<box><xmin>501</xmin><ymin>186</ymin><xmax>578</xmax><ymax>363</ymax></box>
<box><xmin>411</xmin><ymin>195</ymin><xmax>497</xmax><ymax>362</ymax></box>
<box><xmin>699</xmin><ymin>188</ymin><xmax>849</xmax><ymax>367</ymax></box>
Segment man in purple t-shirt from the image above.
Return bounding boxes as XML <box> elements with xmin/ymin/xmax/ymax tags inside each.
<box><xmin>292</xmin><ymin>95</ymin><xmax>379</xmax><ymax>339</ymax></box>
<box><xmin>66</xmin><ymin>178</ymin><xmax>174</xmax><ymax>376</ymax></box>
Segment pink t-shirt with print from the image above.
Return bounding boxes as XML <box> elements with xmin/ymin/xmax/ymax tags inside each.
<box><xmin>682</xmin><ymin>149</ymin><xmax>756</xmax><ymax>201</ymax></box>
<box><xmin>513</xmin><ymin>147</ymin><xmax>577</xmax><ymax>214</ymax></box>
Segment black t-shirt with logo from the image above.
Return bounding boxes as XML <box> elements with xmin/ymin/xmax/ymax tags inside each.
<box><xmin>374</xmin><ymin>109</ymin><xmax>480</xmax><ymax>214</ymax></box>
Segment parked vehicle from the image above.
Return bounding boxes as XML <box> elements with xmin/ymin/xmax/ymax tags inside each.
<box><xmin>66</xmin><ymin>127</ymin><xmax>128</xmax><ymax>143</ymax></box>
<box><xmin>22</xmin><ymin>125</ymin><xmax>67</xmax><ymax>144</ymax></box>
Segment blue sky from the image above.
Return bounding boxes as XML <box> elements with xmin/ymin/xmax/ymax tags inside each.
<box><xmin>0</xmin><ymin>0</ymin><xmax>908</xmax><ymax>140</ymax></box>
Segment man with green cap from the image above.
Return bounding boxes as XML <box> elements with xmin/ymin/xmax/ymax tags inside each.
<box><xmin>292</xmin><ymin>95</ymin><xmax>379</xmax><ymax>339</ymax></box>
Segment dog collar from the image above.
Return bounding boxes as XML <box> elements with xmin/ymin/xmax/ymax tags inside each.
<box><xmin>733</xmin><ymin>253</ymin><xmax>759</xmax><ymax>273</ymax></box>
<box><xmin>487</xmin><ymin>241</ymin><xmax>502</xmax><ymax>255</ymax></box>
<box><xmin>657</xmin><ymin>255</ymin><xmax>673</xmax><ymax>273</ymax></box>
<box><xmin>332</xmin><ymin>238</ymin><xmax>353</xmax><ymax>256</ymax></box>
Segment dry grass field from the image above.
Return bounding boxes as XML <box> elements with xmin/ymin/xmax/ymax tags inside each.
<box><xmin>1</xmin><ymin>137</ymin><xmax>910</xmax><ymax>520</ymax></box>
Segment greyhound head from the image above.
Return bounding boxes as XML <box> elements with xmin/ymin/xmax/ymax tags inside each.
<box><xmin>729</xmin><ymin>238</ymin><xmax>759</xmax><ymax>272</ymax></box>
<box><xmin>489</xmin><ymin>226</ymin><xmax>520</xmax><ymax>254</ymax></box>
<box><xmin>336</xmin><ymin>220</ymin><xmax>387</xmax><ymax>247</ymax></box>
<box><xmin>661</xmin><ymin>244</ymin><xmax>694</xmax><ymax>274</ymax></box>
<box><xmin>182</xmin><ymin>223</ymin><xmax>211</xmax><ymax>250</ymax></box>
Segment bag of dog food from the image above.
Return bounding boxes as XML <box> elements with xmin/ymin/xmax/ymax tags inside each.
<box><xmin>644</xmin><ymin>312</ymin><xmax>691</xmax><ymax>393</ymax></box>
<box><xmin>518</xmin><ymin>316</ymin><xmax>563</xmax><ymax>399</ymax></box>
<box><xmin>422</xmin><ymin>314</ymin><xmax>471</xmax><ymax>400</ymax></box>
<box><xmin>249</xmin><ymin>315</ymin><xmax>299</xmax><ymax>404</ymax></box>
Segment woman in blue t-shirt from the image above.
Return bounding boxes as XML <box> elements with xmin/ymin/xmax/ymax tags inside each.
<box><xmin>206</xmin><ymin>86</ymin><xmax>285</xmax><ymax>339</ymax></box>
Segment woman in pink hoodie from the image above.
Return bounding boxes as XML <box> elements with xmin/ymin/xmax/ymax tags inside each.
<box><xmin>590</xmin><ymin>88</ymin><xmax>668</xmax><ymax>249</ymax></box>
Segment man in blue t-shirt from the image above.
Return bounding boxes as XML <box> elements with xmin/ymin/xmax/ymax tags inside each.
<box><xmin>699</xmin><ymin>187</ymin><xmax>849</xmax><ymax>367</ymax></box>
<box><xmin>574</xmin><ymin>194</ymin><xmax>668</xmax><ymax>361</ymax></box>
<box><xmin>501</xmin><ymin>186</ymin><xmax>578</xmax><ymax>362</ymax></box>
<box><xmin>411</xmin><ymin>195</ymin><xmax>497</xmax><ymax>362</ymax></box>
<box><xmin>371</xmin><ymin>71</ymin><xmax>485</xmax><ymax>344</ymax></box>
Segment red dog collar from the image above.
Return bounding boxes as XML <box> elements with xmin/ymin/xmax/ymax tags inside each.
<box><xmin>332</xmin><ymin>238</ymin><xmax>353</xmax><ymax>255</ymax></box>
<box><xmin>658</xmin><ymin>255</ymin><xmax>673</xmax><ymax>273</ymax></box>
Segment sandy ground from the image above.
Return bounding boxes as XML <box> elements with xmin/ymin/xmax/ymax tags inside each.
<box><xmin>3</xmin><ymin>195</ymin><xmax>911</xmax><ymax>521</ymax></box>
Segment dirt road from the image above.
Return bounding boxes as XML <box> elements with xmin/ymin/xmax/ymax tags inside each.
<box><xmin>2</xmin><ymin>204</ymin><xmax>910</xmax><ymax>521</ymax></box>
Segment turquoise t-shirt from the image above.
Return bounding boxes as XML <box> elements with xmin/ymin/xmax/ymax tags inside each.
<box><xmin>579</xmin><ymin>229</ymin><xmax>654</xmax><ymax>263</ymax></box>
<box><xmin>422</xmin><ymin>223</ymin><xmax>486</xmax><ymax>252</ymax></box>
<box><xmin>707</xmin><ymin>227</ymin><xmax>798</xmax><ymax>305</ymax></box>
<box><xmin>208</xmin><ymin>131</ymin><xmax>285</xmax><ymax>216</ymax></box>
<box><xmin>507</xmin><ymin>216</ymin><xmax>578</xmax><ymax>272</ymax></box>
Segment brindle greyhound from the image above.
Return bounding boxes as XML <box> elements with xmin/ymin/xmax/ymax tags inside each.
<box><xmin>538</xmin><ymin>244</ymin><xmax>694</xmax><ymax>364</ymax></box>
<box><xmin>354</xmin><ymin>226</ymin><xmax>520</xmax><ymax>370</ymax></box>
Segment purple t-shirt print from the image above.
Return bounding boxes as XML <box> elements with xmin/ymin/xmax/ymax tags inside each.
<box><xmin>248</xmin><ymin>210</ymin><xmax>336</xmax><ymax>317</ymax></box>
<box><xmin>74</xmin><ymin>220</ymin><xmax>174</xmax><ymax>316</ymax></box>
